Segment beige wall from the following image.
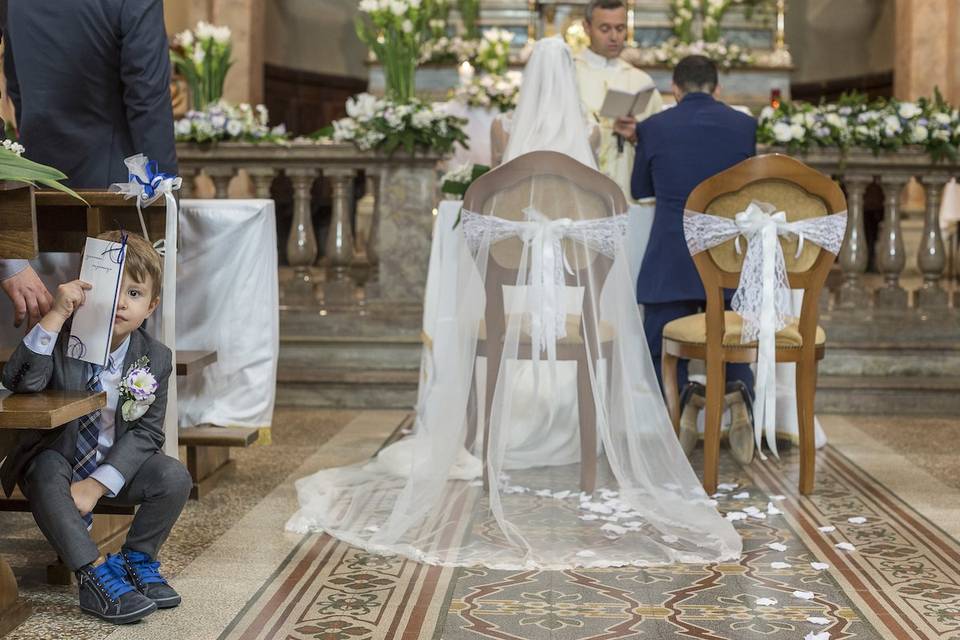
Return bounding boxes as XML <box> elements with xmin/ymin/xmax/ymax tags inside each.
<box><xmin>785</xmin><ymin>0</ymin><xmax>895</xmax><ymax>85</ymax></box>
<box><xmin>263</xmin><ymin>0</ymin><xmax>368</xmax><ymax>79</ymax></box>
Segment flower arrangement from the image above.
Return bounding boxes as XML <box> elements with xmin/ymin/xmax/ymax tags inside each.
<box><xmin>170</xmin><ymin>21</ymin><xmax>233</xmax><ymax>110</ymax></box>
<box><xmin>441</xmin><ymin>161</ymin><xmax>490</xmax><ymax>198</ymax></box>
<box><xmin>633</xmin><ymin>37</ymin><xmax>752</xmax><ymax>70</ymax></box>
<box><xmin>419</xmin><ymin>35</ymin><xmax>478</xmax><ymax>64</ymax></box>
<box><xmin>669</xmin><ymin>0</ymin><xmax>775</xmax><ymax>43</ymax></box>
<box><xmin>0</xmin><ymin>141</ymin><xmax>84</xmax><ymax>201</ymax></box>
<box><xmin>474</xmin><ymin>28</ymin><xmax>513</xmax><ymax>74</ymax></box>
<box><xmin>118</xmin><ymin>356</ymin><xmax>158</xmax><ymax>421</ymax></box>
<box><xmin>757</xmin><ymin>90</ymin><xmax>960</xmax><ymax>161</ymax></box>
<box><xmin>457</xmin><ymin>0</ymin><xmax>481</xmax><ymax>38</ymax></box>
<box><xmin>357</xmin><ymin>0</ymin><xmax>445</xmax><ymax>103</ymax></box>
<box><xmin>454</xmin><ymin>70</ymin><xmax>522</xmax><ymax>112</ymax></box>
<box><xmin>320</xmin><ymin>93</ymin><xmax>467</xmax><ymax>155</ymax></box>
<box><xmin>174</xmin><ymin>101</ymin><xmax>289</xmax><ymax>144</ymax></box>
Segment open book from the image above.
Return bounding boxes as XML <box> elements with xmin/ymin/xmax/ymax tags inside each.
<box><xmin>598</xmin><ymin>85</ymin><xmax>658</xmax><ymax>119</ymax></box>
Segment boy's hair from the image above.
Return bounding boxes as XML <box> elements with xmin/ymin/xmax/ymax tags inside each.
<box><xmin>97</xmin><ymin>231</ymin><xmax>163</xmax><ymax>300</ymax></box>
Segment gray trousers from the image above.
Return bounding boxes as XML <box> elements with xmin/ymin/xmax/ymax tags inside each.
<box><xmin>21</xmin><ymin>449</ymin><xmax>192</xmax><ymax>571</ymax></box>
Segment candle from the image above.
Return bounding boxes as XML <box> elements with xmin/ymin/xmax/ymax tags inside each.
<box><xmin>458</xmin><ymin>61</ymin><xmax>474</xmax><ymax>84</ymax></box>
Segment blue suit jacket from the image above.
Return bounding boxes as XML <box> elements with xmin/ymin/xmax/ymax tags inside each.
<box><xmin>632</xmin><ymin>93</ymin><xmax>756</xmax><ymax>304</ymax></box>
<box><xmin>2</xmin><ymin>0</ymin><xmax>177</xmax><ymax>188</ymax></box>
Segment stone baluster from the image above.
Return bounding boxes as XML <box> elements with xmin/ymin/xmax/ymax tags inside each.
<box><xmin>836</xmin><ymin>174</ymin><xmax>873</xmax><ymax>310</ymax></box>
<box><xmin>286</xmin><ymin>168</ymin><xmax>320</xmax><ymax>302</ymax></box>
<box><xmin>323</xmin><ymin>167</ymin><xmax>358</xmax><ymax>308</ymax></box>
<box><xmin>248</xmin><ymin>167</ymin><xmax>276</xmax><ymax>200</ymax></box>
<box><xmin>206</xmin><ymin>166</ymin><xmax>235</xmax><ymax>199</ymax></box>
<box><xmin>364</xmin><ymin>170</ymin><xmax>382</xmax><ymax>300</ymax></box>
<box><xmin>874</xmin><ymin>173</ymin><xmax>911</xmax><ymax>309</ymax></box>
<box><xmin>179</xmin><ymin>167</ymin><xmax>198</xmax><ymax>199</ymax></box>
<box><xmin>916</xmin><ymin>173</ymin><xmax>951</xmax><ymax>309</ymax></box>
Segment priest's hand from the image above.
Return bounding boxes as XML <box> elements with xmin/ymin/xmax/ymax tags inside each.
<box><xmin>1</xmin><ymin>265</ymin><xmax>54</xmax><ymax>329</ymax></box>
<box><xmin>613</xmin><ymin>116</ymin><xmax>638</xmax><ymax>143</ymax></box>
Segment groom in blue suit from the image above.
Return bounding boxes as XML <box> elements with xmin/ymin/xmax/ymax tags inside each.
<box><xmin>616</xmin><ymin>55</ymin><xmax>756</xmax><ymax>397</ymax></box>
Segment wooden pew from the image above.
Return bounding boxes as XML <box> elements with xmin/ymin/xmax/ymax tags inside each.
<box><xmin>0</xmin><ymin>390</ymin><xmax>107</xmax><ymax>634</ymax></box>
<box><xmin>179</xmin><ymin>425</ymin><xmax>259</xmax><ymax>499</ymax></box>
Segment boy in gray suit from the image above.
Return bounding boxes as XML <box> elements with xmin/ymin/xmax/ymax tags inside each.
<box><xmin>1</xmin><ymin>232</ymin><xmax>191</xmax><ymax>625</ymax></box>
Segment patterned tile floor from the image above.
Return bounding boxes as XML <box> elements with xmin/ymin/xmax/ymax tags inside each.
<box><xmin>3</xmin><ymin>412</ymin><xmax>960</xmax><ymax>640</ymax></box>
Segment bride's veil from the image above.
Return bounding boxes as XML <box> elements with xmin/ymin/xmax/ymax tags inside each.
<box><xmin>502</xmin><ymin>37</ymin><xmax>597</xmax><ymax>169</ymax></box>
<box><xmin>286</xmin><ymin>151</ymin><xmax>741</xmax><ymax>569</ymax></box>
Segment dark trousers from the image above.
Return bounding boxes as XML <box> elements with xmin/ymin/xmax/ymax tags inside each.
<box><xmin>21</xmin><ymin>449</ymin><xmax>192</xmax><ymax>571</ymax></box>
<box><xmin>643</xmin><ymin>300</ymin><xmax>755</xmax><ymax>396</ymax></box>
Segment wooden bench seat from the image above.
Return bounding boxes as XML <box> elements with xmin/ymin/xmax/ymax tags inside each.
<box><xmin>0</xmin><ymin>348</ymin><xmax>217</xmax><ymax>378</ymax></box>
<box><xmin>179</xmin><ymin>425</ymin><xmax>259</xmax><ymax>499</ymax></box>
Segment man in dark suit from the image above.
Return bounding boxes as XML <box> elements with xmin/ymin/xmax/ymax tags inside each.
<box><xmin>0</xmin><ymin>0</ymin><xmax>177</xmax><ymax>329</ymax></box>
<box><xmin>615</xmin><ymin>55</ymin><xmax>756</xmax><ymax>400</ymax></box>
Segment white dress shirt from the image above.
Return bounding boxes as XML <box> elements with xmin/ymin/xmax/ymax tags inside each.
<box><xmin>0</xmin><ymin>259</ymin><xmax>30</xmax><ymax>280</ymax></box>
<box><xmin>24</xmin><ymin>323</ymin><xmax>129</xmax><ymax>496</ymax></box>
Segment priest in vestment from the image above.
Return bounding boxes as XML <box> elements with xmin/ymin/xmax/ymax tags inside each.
<box><xmin>575</xmin><ymin>0</ymin><xmax>662</xmax><ymax>201</ymax></box>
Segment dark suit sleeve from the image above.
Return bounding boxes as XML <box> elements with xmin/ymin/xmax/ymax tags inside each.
<box><xmin>102</xmin><ymin>343</ymin><xmax>171</xmax><ymax>481</ymax></box>
<box><xmin>1</xmin><ymin>341</ymin><xmax>54</xmax><ymax>393</ymax></box>
<box><xmin>3</xmin><ymin>30</ymin><xmax>21</xmax><ymax>129</ymax></box>
<box><xmin>745</xmin><ymin>115</ymin><xmax>758</xmax><ymax>158</ymax></box>
<box><xmin>631</xmin><ymin>123</ymin><xmax>654</xmax><ymax>200</ymax></box>
<box><xmin>119</xmin><ymin>0</ymin><xmax>177</xmax><ymax>176</ymax></box>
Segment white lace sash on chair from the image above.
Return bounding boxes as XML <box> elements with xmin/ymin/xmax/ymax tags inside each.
<box><xmin>683</xmin><ymin>201</ymin><xmax>847</xmax><ymax>458</ymax></box>
<box><xmin>460</xmin><ymin>208</ymin><xmax>628</xmax><ymax>370</ymax></box>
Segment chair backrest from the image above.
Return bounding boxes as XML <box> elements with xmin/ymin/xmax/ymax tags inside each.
<box><xmin>463</xmin><ymin>151</ymin><xmax>627</xmax><ymax>341</ymax></box>
<box><xmin>684</xmin><ymin>154</ymin><xmax>846</xmax><ymax>349</ymax></box>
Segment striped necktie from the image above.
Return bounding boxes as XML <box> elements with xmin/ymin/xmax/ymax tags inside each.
<box><xmin>73</xmin><ymin>363</ymin><xmax>104</xmax><ymax>527</ymax></box>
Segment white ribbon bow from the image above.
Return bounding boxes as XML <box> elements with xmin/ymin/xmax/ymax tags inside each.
<box><xmin>460</xmin><ymin>207</ymin><xmax>628</xmax><ymax>377</ymax></box>
<box><xmin>109</xmin><ymin>154</ymin><xmax>182</xmax><ymax>244</ymax></box>
<box><xmin>683</xmin><ymin>201</ymin><xmax>847</xmax><ymax>459</ymax></box>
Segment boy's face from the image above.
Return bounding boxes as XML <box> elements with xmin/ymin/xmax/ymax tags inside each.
<box><xmin>113</xmin><ymin>272</ymin><xmax>158</xmax><ymax>339</ymax></box>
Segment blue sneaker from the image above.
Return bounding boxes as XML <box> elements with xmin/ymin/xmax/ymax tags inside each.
<box><xmin>120</xmin><ymin>549</ymin><xmax>181</xmax><ymax>608</ymax></box>
<box><xmin>76</xmin><ymin>556</ymin><xmax>157</xmax><ymax>624</ymax></box>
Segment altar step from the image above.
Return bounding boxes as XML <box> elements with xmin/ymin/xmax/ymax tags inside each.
<box><xmin>276</xmin><ymin>368</ymin><xmax>420</xmax><ymax>408</ymax></box>
<box><xmin>816</xmin><ymin>375</ymin><xmax>960</xmax><ymax>415</ymax></box>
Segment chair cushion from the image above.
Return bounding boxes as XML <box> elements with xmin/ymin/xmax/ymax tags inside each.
<box><xmin>479</xmin><ymin>314</ymin><xmax>615</xmax><ymax>344</ymax></box>
<box><xmin>663</xmin><ymin>311</ymin><xmax>826</xmax><ymax>348</ymax></box>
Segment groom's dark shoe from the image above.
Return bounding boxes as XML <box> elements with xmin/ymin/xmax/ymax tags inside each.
<box><xmin>120</xmin><ymin>549</ymin><xmax>182</xmax><ymax>608</ymax></box>
<box><xmin>77</xmin><ymin>556</ymin><xmax>157</xmax><ymax>624</ymax></box>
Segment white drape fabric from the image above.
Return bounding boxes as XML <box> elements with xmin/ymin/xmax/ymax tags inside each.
<box><xmin>176</xmin><ymin>199</ymin><xmax>279</xmax><ymax>430</ymax></box>
<box><xmin>287</xmin><ymin>180</ymin><xmax>741</xmax><ymax>569</ymax></box>
<box><xmin>683</xmin><ymin>201</ymin><xmax>847</xmax><ymax>459</ymax></box>
<box><xmin>502</xmin><ymin>38</ymin><xmax>598</xmax><ymax>169</ymax></box>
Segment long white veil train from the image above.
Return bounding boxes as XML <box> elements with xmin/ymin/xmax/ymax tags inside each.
<box><xmin>286</xmin><ymin>152</ymin><xmax>741</xmax><ymax>569</ymax></box>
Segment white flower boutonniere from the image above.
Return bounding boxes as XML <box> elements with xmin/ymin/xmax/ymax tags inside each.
<box><xmin>118</xmin><ymin>356</ymin><xmax>159</xmax><ymax>422</ymax></box>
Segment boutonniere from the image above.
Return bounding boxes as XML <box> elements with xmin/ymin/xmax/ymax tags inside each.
<box><xmin>118</xmin><ymin>356</ymin><xmax>159</xmax><ymax>421</ymax></box>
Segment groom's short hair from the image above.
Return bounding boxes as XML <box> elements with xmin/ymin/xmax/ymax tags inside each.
<box><xmin>584</xmin><ymin>0</ymin><xmax>626</xmax><ymax>23</ymax></box>
<box><xmin>673</xmin><ymin>55</ymin><xmax>719</xmax><ymax>94</ymax></box>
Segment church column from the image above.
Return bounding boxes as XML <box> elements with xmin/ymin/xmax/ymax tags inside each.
<box><xmin>894</xmin><ymin>0</ymin><xmax>960</xmax><ymax>104</ymax></box>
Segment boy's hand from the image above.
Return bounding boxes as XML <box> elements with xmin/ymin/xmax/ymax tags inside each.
<box><xmin>70</xmin><ymin>477</ymin><xmax>108</xmax><ymax>516</ymax></box>
<box><xmin>41</xmin><ymin>280</ymin><xmax>92</xmax><ymax>333</ymax></box>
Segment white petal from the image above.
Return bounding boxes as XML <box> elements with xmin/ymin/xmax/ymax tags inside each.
<box><xmin>755</xmin><ymin>597</ymin><xmax>777</xmax><ymax>606</ymax></box>
<box><xmin>847</xmin><ymin>516</ymin><xmax>867</xmax><ymax>524</ymax></box>
<box><xmin>817</xmin><ymin>526</ymin><xmax>836</xmax><ymax>533</ymax></box>
<box><xmin>768</xmin><ymin>542</ymin><xmax>788</xmax><ymax>552</ymax></box>
<box><xmin>771</xmin><ymin>562</ymin><xmax>792</xmax><ymax>569</ymax></box>
<box><xmin>718</xmin><ymin>483</ymin><xmax>739</xmax><ymax>491</ymax></box>
<box><xmin>601</xmin><ymin>523</ymin><xmax>627</xmax><ymax>535</ymax></box>
<box><xmin>804</xmin><ymin>632</ymin><xmax>830</xmax><ymax>640</ymax></box>
<box><xmin>835</xmin><ymin>542</ymin><xmax>856</xmax><ymax>552</ymax></box>
<box><xmin>726</xmin><ymin>511</ymin><xmax>748</xmax><ymax>521</ymax></box>
<box><xmin>750</xmin><ymin>512</ymin><xmax>768</xmax><ymax>520</ymax></box>
<box><xmin>807</xmin><ymin>616</ymin><xmax>831</xmax><ymax>625</ymax></box>
<box><xmin>766</xmin><ymin>503</ymin><xmax>783</xmax><ymax>515</ymax></box>
<box><xmin>811</xmin><ymin>562</ymin><xmax>830</xmax><ymax>571</ymax></box>
<box><xmin>552</xmin><ymin>490</ymin><xmax>571</xmax><ymax>500</ymax></box>
<box><xmin>579</xmin><ymin>514</ymin><xmax>599</xmax><ymax>521</ymax></box>
<box><xmin>661</xmin><ymin>534</ymin><xmax>679</xmax><ymax>543</ymax></box>
<box><xmin>576</xmin><ymin>550</ymin><xmax>597</xmax><ymax>558</ymax></box>
<box><xmin>769</xmin><ymin>494</ymin><xmax>786</xmax><ymax>501</ymax></box>
<box><xmin>364</xmin><ymin>525</ymin><xmax>380</xmax><ymax>532</ymax></box>
<box><xmin>793</xmin><ymin>590</ymin><xmax>816</xmax><ymax>600</ymax></box>
<box><xmin>733</xmin><ymin>491</ymin><xmax>750</xmax><ymax>499</ymax></box>
<box><xmin>711</xmin><ymin>492</ymin><xmax>727</xmax><ymax>499</ymax></box>
<box><xmin>743</xmin><ymin>506</ymin><xmax>761</xmax><ymax>514</ymax></box>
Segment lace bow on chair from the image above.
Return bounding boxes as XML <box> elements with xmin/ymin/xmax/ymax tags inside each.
<box><xmin>461</xmin><ymin>207</ymin><xmax>628</xmax><ymax>368</ymax></box>
<box><xmin>683</xmin><ymin>201</ymin><xmax>847</xmax><ymax>458</ymax></box>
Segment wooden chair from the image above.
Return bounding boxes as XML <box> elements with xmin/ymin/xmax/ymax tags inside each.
<box><xmin>462</xmin><ymin>151</ymin><xmax>627</xmax><ymax>494</ymax></box>
<box><xmin>661</xmin><ymin>154</ymin><xmax>846</xmax><ymax>495</ymax></box>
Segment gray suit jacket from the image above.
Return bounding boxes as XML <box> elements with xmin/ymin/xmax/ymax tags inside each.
<box><xmin>0</xmin><ymin>326</ymin><xmax>173</xmax><ymax>497</ymax></box>
<box><xmin>2</xmin><ymin>0</ymin><xmax>177</xmax><ymax>188</ymax></box>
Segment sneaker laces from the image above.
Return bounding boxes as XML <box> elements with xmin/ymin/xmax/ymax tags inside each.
<box><xmin>94</xmin><ymin>556</ymin><xmax>136</xmax><ymax>599</ymax></box>
<box><xmin>123</xmin><ymin>549</ymin><xmax>167</xmax><ymax>585</ymax></box>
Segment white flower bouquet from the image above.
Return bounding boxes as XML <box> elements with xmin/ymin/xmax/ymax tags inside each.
<box><xmin>440</xmin><ymin>161</ymin><xmax>489</xmax><ymax>198</ymax></box>
<box><xmin>454</xmin><ymin>70</ymin><xmax>522</xmax><ymax>113</ymax></box>
<box><xmin>318</xmin><ymin>93</ymin><xmax>467</xmax><ymax>155</ymax></box>
<box><xmin>175</xmin><ymin>101</ymin><xmax>289</xmax><ymax>144</ymax></box>
<box><xmin>474</xmin><ymin>28</ymin><xmax>513</xmax><ymax>74</ymax></box>
<box><xmin>170</xmin><ymin>21</ymin><xmax>233</xmax><ymax>110</ymax></box>
<box><xmin>118</xmin><ymin>356</ymin><xmax>159</xmax><ymax>422</ymax></box>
